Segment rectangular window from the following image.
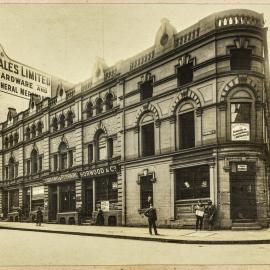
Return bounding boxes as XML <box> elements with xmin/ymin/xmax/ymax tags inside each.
<box><xmin>15</xmin><ymin>163</ymin><xmax>18</xmax><ymax>178</ymax></box>
<box><xmin>230</xmin><ymin>48</ymin><xmax>252</xmax><ymax>70</ymax></box>
<box><xmin>140</xmin><ymin>175</ymin><xmax>153</xmax><ymax>209</ymax></box>
<box><xmin>108</xmin><ymin>138</ymin><xmax>114</xmax><ymax>159</ymax></box>
<box><xmin>53</xmin><ymin>154</ymin><xmax>58</xmax><ymax>171</ymax></box>
<box><xmin>231</xmin><ymin>103</ymin><xmax>251</xmax><ymax>141</ymax></box>
<box><xmin>140</xmin><ymin>80</ymin><xmax>153</xmax><ymax>100</ymax></box>
<box><xmin>60</xmin><ymin>153</ymin><xmax>67</xmax><ymax>170</ymax></box>
<box><xmin>141</xmin><ymin>123</ymin><xmax>155</xmax><ymax>156</ymax></box>
<box><xmin>60</xmin><ymin>183</ymin><xmax>76</xmax><ymax>212</ymax></box>
<box><xmin>88</xmin><ymin>144</ymin><xmax>93</xmax><ymax>163</ymax></box>
<box><xmin>177</xmin><ymin>63</ymin><xmax>193</xmax><ymax>86</ymax></box>
<box><xmin>26</xmin><ymin>160</ymin><xmax>30</xmax><ymax>175</ymax></box>
<box><xmin>9</xmin><ymin>189</ymin><xmax>19</xmax><ymax>211</ymax></box>
<box><xmin>179</xmin><ymin>111</ymin><xmax>195</xmax><ymax>149</ymax></box>
<box><xmin>39</xmin><ymin>156</ymin><xmax>42</xmax><ymax>171</ymax></box>
<box><xmin>175</xmin><ymin>165</ymin><xmax>210</xmax><ymax>200</ymax></box>
<box><xmin>69</xmin><ymin>150</ymin><xmax>73</xmax><ymax>168</ymax></box>
<box><xmin>96</xmin><ymin>176</ymin><xmax>118</xmax><ymax>203</ymax></box>
<box><xmin>5</xmin><ymin>167</ymin><xmax>8</xmax><ymax>180</ymax></box>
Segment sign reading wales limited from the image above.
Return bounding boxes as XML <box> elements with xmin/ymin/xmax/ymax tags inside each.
<box><xmin>0</xmin><ymin>44</ymin><xmax>51</xmax><ymax>100</ymax></box>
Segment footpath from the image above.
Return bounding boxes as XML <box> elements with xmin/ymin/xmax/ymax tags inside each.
<box><xmin>0</xmin><ymin>221</ymin><xmax>270</xmax><ymax>244</ymax></box>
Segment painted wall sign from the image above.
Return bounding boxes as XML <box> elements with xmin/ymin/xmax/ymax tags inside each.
<box><xmin>0</xmin><ymin>44</ymin><xmax>51</xmax><ymax>100</ymax></box>
<box><xmin>231</xmin><ymin>123</ymin><xmax>250</xmax><ymax>141</ymax></box>
<box><xmin>80</xmin><ymin>165</ymin><xmax>119</xmax><ymax>178</ymax></box>
<box><xmin>45</xmin><ymin>172</ymin><xmax>78</xmax><ymax>184</ymax></box>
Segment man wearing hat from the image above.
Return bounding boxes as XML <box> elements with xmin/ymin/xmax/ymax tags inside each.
<box><xmin>206</xmin><ymin>200</ymin><xmax>216</xmax><ymax>231</ymax></box>
<box><xmin>144</xmin><ymin>204</ymin><xmax>158</xmax><ymax>235</ymax></box>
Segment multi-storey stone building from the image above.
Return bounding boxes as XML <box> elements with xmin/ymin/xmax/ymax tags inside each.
<box><xmin>1</xmin><ymin>9</ymin><xmax>270</xmax><ymax>229</ymax></box>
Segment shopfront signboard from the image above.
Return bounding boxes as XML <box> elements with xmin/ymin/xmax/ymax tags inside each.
<box><xmin>45</xmin><ymin>172</ymin><xmax>78</xmax><ymax>184</ymax></box>
<box><xmin>80</xmin><ymin>165</ymin><xmax>120</xmax><ymax>178</ymax></box>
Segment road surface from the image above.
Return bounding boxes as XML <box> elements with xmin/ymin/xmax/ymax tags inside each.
<box><xmin>0</xmin><ymin>229</ymin><xmax>269</xmax><ymax>266</ymax></box>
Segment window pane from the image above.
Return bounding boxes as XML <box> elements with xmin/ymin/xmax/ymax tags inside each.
<box><xmin>177</xmin><ymin>63</ymin><xmax>193</xmax><ymax>86</ymax></box>
<box><xmin>140</xmin><ymin>80</ymin><xmax>153</xmax><ymax>100</ymax></box>
<box><xmin>88</xmin><ymin>144</ymin><xmax>93</xmax><ymax>163</ymax></box>
<box><xmin>179</xmin><ymin>111</ymin><xmax>195</xmax><ymax>149</ymax></box>
<box><xmin>231</xmin><ymin>103</ymin><xmax>251</xmax><ymax>123</ymax></box>
<box><xmin>142</xmin><ymin>123</ymin><xmax>155</xmax><ymax>156</ymax></box>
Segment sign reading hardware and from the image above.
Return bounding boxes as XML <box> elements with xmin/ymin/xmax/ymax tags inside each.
<box><xmin>45</xmin><ymin>172</ymin><xmax>78</xmax><ymax>184</ymax></box>
<box><xmin>0</xmin><ymin>45</ymin><xmax>51</xmax><ymax>99</ymax></box>
<box><xmin>80</xmin><ymin>165</ymin><xmax>119</xmax><ymax>178</ymax></box>
<box><xmin>231</xmin><ymin>123</ymin><xmax>250</xmax><ymax>141</ymax></box>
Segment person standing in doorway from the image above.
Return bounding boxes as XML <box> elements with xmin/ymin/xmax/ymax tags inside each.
<box><xmin>194</xmin><ymin>200</ymin><xmax>205</xmax><ymax>231</ymax></box>
<box><xmin>36</xmin><ymin>207</ymin><xmax>43</xmax><ymax>226</ymax></box>
<box><xmin>144</xmin><ymin>204</ymin><xmax>158</xmax><ymax>235</ymax></box>
<box><xmin>206</xmin><ymin>200</ymin><xmax>216</xmax><ymax>231</ymax></box>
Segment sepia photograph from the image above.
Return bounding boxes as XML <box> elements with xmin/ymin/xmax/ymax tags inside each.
<box><xmin>1</xmin><ymin>1</ymin><xmax>270</xmax><ymax>269</ymax></box>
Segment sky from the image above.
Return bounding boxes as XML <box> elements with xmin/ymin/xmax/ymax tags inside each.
<box><xmin>1</xmin><ymin>3</ymin><xmax>270</xmax><ymax>121</ymax></box>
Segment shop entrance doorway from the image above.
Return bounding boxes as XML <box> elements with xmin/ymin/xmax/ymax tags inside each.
<box><xmin>49</xmin><ymin>186</ymin><xmax>58</xmax><ymax>221</ymax></box>
<box><xmin>84</xmin><ymin>181</ymin><xmax>93</xmax><ymax>219</ymax></box>
<box><xmin>230</xmin><ymin>162</ymin><xmax>257</xmax><ymax>220</ymax></box>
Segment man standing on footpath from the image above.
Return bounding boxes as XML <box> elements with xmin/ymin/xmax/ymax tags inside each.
<box><xmin>144</xmin><ymin>204</ymin><xmax>158</xmax><ymax>235</ymax></box>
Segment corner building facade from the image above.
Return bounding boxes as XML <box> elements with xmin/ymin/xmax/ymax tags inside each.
<box><xmin>1</xmin><ymin>9</ymin><xmax>270</xmax><ymax>229</ymax></box>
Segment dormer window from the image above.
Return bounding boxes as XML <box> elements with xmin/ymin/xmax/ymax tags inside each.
<box><xmin>230</xmin><ymin>48</ymin><xmax>252</xmax><ymax>70</ymax></box>
<box><xmin>140</xmin><ymin>80</ymin><xmax>153</xmax><ymax>101</ymax></box>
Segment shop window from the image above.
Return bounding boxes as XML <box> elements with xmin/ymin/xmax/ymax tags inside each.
<box><xmin>66</xmin><ymin>111</ymin><xmax>74</xmax><ymax>127</ymax></box>
<box><xmin>60</xmin><ymin>114</ymin><xmax>65</xmax><ymax>129</ymax></box>
<box><xmin>52</xmin><ymin>117</ymin><xmax>58</xmax><ymax>131</ymax></box>
<box><xmin>59</xmin><ymin>142</ymin><xmax>68</xmax><ymax>170</ymax></box>
<box><xmin>14</xmin><ymin>133</ymin><xmax>19</xmax><ymax>144</ymax></box>
<box><xmin>37</xmin><ymin>121</ymin><xmax>43</xmax><ymax>135</ymax></box>
<box><xmin>105</xmin><ymin>93</ymin><xmax>113</xmax><ymax>111</ymax></box>
<box><xmin>5</xmin><ymin>167</ymin><xmax>8</xmax><ymax>180</ymax></box>
<box><xmin>9</xmin><ymin>189</ymin><xmax>19</xmax><ymax>212</ymax></box>
<box><xmin>39</xmin><ymin>156</ymin><xmax>43</xmax><ymax>171</ymax></box>
<box><xmin>141</xmin><ymin>121</ymin><xmax>155</xmax><ymax>157</ymax></box>
<box><xmin>175</xmin><ymin>165</ymin><xmax>210</xmax><ymax>200</ymax></box>
<box><xmin>31</xmin><ymin>125</ymin><xmax>36</xmax><ymax>138</ymax></box>
<box><xmin>177</xmin><ymin>63</ymin><xmax>193</xmax><ymax>86</ymax></box>
<box><xmin>97</xmin><ymin>132</ymin><xmax>107</xmax><ymax>161</ymax></box>
<box><xmin>86</xmin><ymin>102</ymin><xmax>93</xmax><ymax>118</ymax></box>
<box><xmin>8</xmin><ymin>157</ymin><xmax>15</xmax><ymax>180</ymax></box>
<box><xmin>88</xmin><ymin>144</ymin><xmax>93</xmax><ymax>163</ymax></box>
<box><xmin>96</xmin><ymin>177</ymin><xmax>118</xmax><ymax>203</ymax></box>
<box><xmin>96</xmin><ymin>98</ymin><xmax>103</xmax><ymax>115</ymax></box>
<box><xmin>69</xmin><ymin>150</ymin><xmax>73</xmax><ymax>167</ymax></box>
<box><xmin>108</xmin><ymin>138</ymin><xmax>114</xmax><ymax>159</ymax></box>
<box><xmin>26</xmin><ymin>160</ymin><xmax>31</xmax><ymax>175</ymax></box>
<box><xmin>230</xmin><ymin>48</ymin><xmax>251</xmax><ymax>70</ymax></box>
<box><xmin>9</xmin><ymin>135</ymin><xmax>13</xmax><ymax>148</ymax></box>
<box><xmin>4</xmin><ymin>137</ymin><xmax>9</xmax><ymax>149</ymax></box>
<box><xmin>231</xmin><ymin>103</ymin><xmax>251</xmax><ymax>141</ymax></box>
<box><xmin>179</xmin><ymin>111</ymin><xmax>195</xmax><ymax>149</ymax></box>
<box><xmin>140</xmin><ymin>175</ymin><xmax>153</xmax><ymax>209</ymax></box>
<box><xmin>60</xmin><ymin>183</ymin><xmax>76</xmax><ymax>212</ymax></box>
<box><xmin>53</xmin><ymin>154</ymin><xmax>58</xmax><ymax>171</ymax></box>
<box><xmin>140</xmin><ymin>80</ymin><xmax>153</xmax><ymax>101</ymax></box>
<box><xmin>25</xmin><ymin>127</ymin><xmax>30</xmax><ymax>140</ymax></box>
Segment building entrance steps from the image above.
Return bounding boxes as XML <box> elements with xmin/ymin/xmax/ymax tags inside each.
<box><xmin>1</xmin><ymin>221</ymin><xmax>270</xmax><ymax>244</ymax></box>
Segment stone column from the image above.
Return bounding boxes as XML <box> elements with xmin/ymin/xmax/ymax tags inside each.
<box><xmin>195</xmin><ymin>109</ymin><xmax>202</xmax><ymax>147</ymax></box>
<box><xmin>209</xmin><ymin>163</ymin><xmax>216</xmax><ymax>205</ymax></box>
<box><xmin>75</xmin><ymin>179</ymin><xmax>82</xmax><ymax>209</ymax></box>
<box><xmin>43</xmin><ymin>185</ymin><xmax>49</xmax><ymax>222</ymax></box>
<box><xmin>7</xmin><ymin>191</ymin><xmax>10</xmax><ymax>213</ymax></box>
<box><xmin>57</xmin><ymin>185</ymin><xmax>60</xmax><ymax>214</ymax></box>
<box><xmin>19</xmin><ymin>185</ymin><xmax>23</xmax><ymax>208</ymax></box>
<box><xmin>0</xmin><ymin>189</ymin><xmax>3</xmax><ymax>215</ymax></box>
<box><xmin>92</xmin><ymin>179</ymin><xmax>96</xmax><ymax>212</ymax></box>
<box><xmin>170</xmin><ymin>116</ymin><xmax>176</xmax><ymax>151</ymax></box>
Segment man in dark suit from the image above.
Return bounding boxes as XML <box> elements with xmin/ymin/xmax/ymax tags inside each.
<box><xmin>144</xmin><ymin>204</ymin><xmax>158</xmax><ymax>235</ymax></box>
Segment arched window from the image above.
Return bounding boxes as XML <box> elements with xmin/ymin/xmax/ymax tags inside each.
<box><xmin>25</xmin><ymin>127</ymin><xmax>30</xmax><ymax>140</ymax></box>
<box><xmin>66</xmin><ymin>111</ymin><xmax>74</xmax><ymax>127</ymax></box>
<box><xmin>60</xmin><ymin>114</ymin><xmax>65</xmax><ymax>129</ymax></box>
<box><xmin>4</xmin><ymin>137</ymin><xmax>9</xmax><ymax>149</ymax></box>
<box><xmin>227</xmin><ymin>88</ymin><xmax>255</xmax><ymax>142</ymax></box>
<box><xmin>52</xmin><ymin>117</ymin><xmax>58</xmax><ymax>131</ymax></box>
<box><xmin>96</xmin><ymin>132</ymin><xmax>107</xmax><ymax>161</ymax></box>
<box><xmin>8</xmin><ymin>157</ymin><xmax>15</xmax><ymax>180</ymax></box>
<box><xmin>37</xmin><ymin>121</ymin><xmax>43</xmax><ymax>135</ymax></box>
<box><xmin>140</xmin><ymin>113</ymin><xmax>155</xmax><ymax>157</ymax></box>
<box><xmin>105</xmin><ymin>93</ymin><xmax>113</xmax><ymax>111</ymax></box>
<box><xmin>14</xmin><ymin>133</ymin><xmax>19</xmax><ymax>144</ymax></box>
<box><xmin>9</xmin><ymin>135</ymin><xmax>13</xmax><ymax>148</ymax></box>
<box><xmin>59</xmin><ymin>142</ymin><xmax>68</xmax><ymax>170</ymax></box>
<box><xmin>86</xmin><ymin>102</ymin><xmax>93</xmax><ymax>118</ymax></box>
<box><xmin>177</xmin><ymin>101</ymin><xmax>195</xmax><ymax>149</ymax></box>
<box><xmin>31</xmin><ymin>125</ymin><xmax>36</xmax><ymax>138</ymax></box>
<box><xmin>31</xmin><ymin>149</ymin><xmax>38</xmax><ymax>174</ymax></box>
<box><xmin>96</xmin><ymin>98</ymin><xmax>103</xmax><ymax>115</ymax></box>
